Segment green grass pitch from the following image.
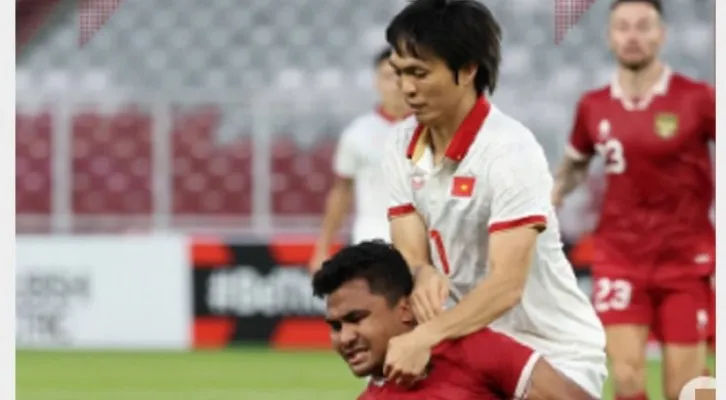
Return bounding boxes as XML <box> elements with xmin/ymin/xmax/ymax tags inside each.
<box><xmin>16</xmin><ymin>349</ymin><xmax>715</xmax><ymax>399</ymax></box>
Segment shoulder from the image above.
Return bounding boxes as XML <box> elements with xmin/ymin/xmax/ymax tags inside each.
<box><xmin>385</xmin><ymin>115</ymin><xmax>419</xmax><ymax>155</ymax></box>
<box><xmin>668</xmin><ymin>73</ymin><xmax>713</xmax><ymax>98</ymax></box>
<box><xmin>435</xmin><ymin>328</ymin><xmax>525</xmax><ymax>372</ymax></box>
<box><xmin>475</xmin><ymin>107</ymin><xmax>547</xmax><ymax>163</ymax></box>
<box><xmin>578</xmin><ymin>85</ymin><xmax>611</xmax><ymax>107</ymax></box>
<box><xmin>341</xmin><ymin>112</ymin><xmax>381</xmax><ymax>139</ymax></box>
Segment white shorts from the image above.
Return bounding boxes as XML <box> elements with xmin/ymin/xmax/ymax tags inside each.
<box><xmin>549</xmin><ymin>357</ymin><xmax>608</xmax><ymax>399</ymax></box>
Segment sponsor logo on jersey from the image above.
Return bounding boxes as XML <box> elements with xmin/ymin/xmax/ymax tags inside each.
<box><xmin>655</xmin><ymin>113</ymin><xmax>679</xmax><ymax>139</ymax></box>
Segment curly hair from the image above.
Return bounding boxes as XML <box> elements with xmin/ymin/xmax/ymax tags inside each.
<box><xmin>311</xmin><ymin>240</ymin><xmax>413</xmax><ymax>306</ymax></box>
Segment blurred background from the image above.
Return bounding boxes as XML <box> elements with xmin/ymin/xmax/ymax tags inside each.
<box><xmin>15</xmin><ymin>0</ymin><xmax>714</xmax><ymax>399</ymax></box>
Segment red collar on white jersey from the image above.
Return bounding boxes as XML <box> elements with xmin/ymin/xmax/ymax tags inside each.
<box><xmin>610</xmin><ymin>66</ymin><xmax>672</xmax><ymax>110</ymax></box>
<box><xmin>376</xmin><ymin>105</ymin><xmax>398</xmax><ymax>123</ymax></box>
<box><xmin>406</xmin><ymin>96</ymin><xmax>491</xmax><ymax>162</ymax></box>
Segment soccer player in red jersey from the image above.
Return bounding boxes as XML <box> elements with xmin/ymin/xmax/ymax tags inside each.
<box><xmin>312</xmin><ymin>241</ymin><xmax>595</xmax><ymax>400</ymax></box>
<box><xmin>551</xmin><ymin>1</ymin><xmax>715</xmax><ymax>399</ymax></box>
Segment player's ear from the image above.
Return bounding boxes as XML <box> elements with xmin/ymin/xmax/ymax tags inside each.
<box><xmin>398</xmin><ymin>298</ymin><xmax>416</xmax><ymax>324</ymax></box>
<box><xmin>457</xmin><ymin>63</ymin><xmax>477</xmax><ymax>88</ymax></box>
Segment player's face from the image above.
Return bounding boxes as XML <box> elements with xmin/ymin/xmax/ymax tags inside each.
<box><xmin>389</xmin><ymin>47</ymin><xmax>476</xmax><ymax>125</ymax></box>
<box><xmin>375</xmin><ymin>61</ymin><xmax>408</xmax><ymax>113</ymax></box>
<box><xmin>608</xmin><ymin>3</ymin><xmax>664</xmax><ymax>71</ymax></box>
<box><xmin>325</xmin><ymin>279</ymin><xmax>414</xmax><ymax>378</ymax></box>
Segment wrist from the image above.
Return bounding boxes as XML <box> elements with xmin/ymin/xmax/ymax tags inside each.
<box><xmin>414</xmin><ymin>323</ymin><xmax>443</xmax><ymax>348</ymax></box>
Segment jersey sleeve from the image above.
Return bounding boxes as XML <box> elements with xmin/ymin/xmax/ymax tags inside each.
<box><xmin>332</xmin><ymin>123</ymin><xmax>359</xmax><ymax>178</ymax></box>
<box><xmin>461</xmin><ymin>328</ymin><xmax>541</xmax><ymax>399</ymax></box>
<box><xmin>382</xmin><ymin>130</ymin><xmax>415</xmax><ymax>219</ymax></box>
<box><xmin>487</xmin><ymin>140</ymin><xmax>550</xmax><ymax>233</ymax></box>
<box><xmin>566</xmin><ymin>97</ymin><xmax>595</xmax><ymax>160</ymax></box>
<box><xmin>700</xmin><ymin>84</ymin><xmax>715</xmax><ymax>142</ymax></box>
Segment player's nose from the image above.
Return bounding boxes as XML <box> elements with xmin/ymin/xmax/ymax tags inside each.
<box><xmin>339</xmin><ymin>324</ymin><xmax>359</xmax><ymax>344</ymax></box>
<box><xmin>399</xmin><ymin>76</ymin><xmax>417</xmax><ymax>95</ymax></box>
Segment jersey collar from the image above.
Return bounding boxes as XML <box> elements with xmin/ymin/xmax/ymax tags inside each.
<box><xmin>610</xmin><ymin>66</ymin><xmax>672</xmax><ymax>110</ymax></box>
<box><xmin>376</xmin><ymin>105</ymin><xmax>398</xmax><ymax>123</ymax></box>
<box><xmin>406</xmin><ymin>96</ymin><xmax>491</xmax><ymax>162</ymax></box>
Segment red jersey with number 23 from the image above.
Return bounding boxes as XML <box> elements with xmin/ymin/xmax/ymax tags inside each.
<box><xmin>358</xmin><ymin>328</ymin><xmax>538</xmax><ymax>400</ymax></box>
<box><xmin>567</xmin><ymin>69</ymin><xmax>715</xmax><ymax>280</ymax></box>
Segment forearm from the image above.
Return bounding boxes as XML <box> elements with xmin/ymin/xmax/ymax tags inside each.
<box><xmin>390</xmin><ymin>213</ymin><xmax>432</xmax><ymax>275</ymax></box>
<box><xmin>316</xmin><ymin>187</ymin><xmax>352</xmax><ymax>249</ymax></box>
<box><xmin>553</xmin><ymin>158</ymin><xmax>589</xmax><ymax>198</ymax></box>
<box><xmin>420</xmin><ymin>271</ymin><xmax>523</xmax><ymax>341</ymax></box>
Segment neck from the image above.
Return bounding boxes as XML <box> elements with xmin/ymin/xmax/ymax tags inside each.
<box><xmin>380</xmin><ymin>104</ymin><xmax>409</xmax><ymax>121</ymax></box>
<box><xmin>428</xmin><ymin>92</ymin><xmax>478</xmax><ymax>155</ymax></box>
<box><xmin>617</xmin><ymin>60</ymin><xmax>665</xmax><ymax>98</ymax></box>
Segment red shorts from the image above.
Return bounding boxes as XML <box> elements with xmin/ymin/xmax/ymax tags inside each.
<box><xmin>591</xmin><ymin>270</ymin><xmax>711</xmax><ymax>344</ymax></box>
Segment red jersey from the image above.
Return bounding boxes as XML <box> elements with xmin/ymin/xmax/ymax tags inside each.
<box><xmin>358</xmin><ymin>328</ymin><xmax>538</xmax><ymax>400</ymax></box>
<box><xmin>567</xmin><ymin>69</ymin><xmax>715</xmax><ymax>279</ymax></box>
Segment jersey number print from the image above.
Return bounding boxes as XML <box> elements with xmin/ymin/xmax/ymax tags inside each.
<box><xmin>595</xmin><ymin>139</ymin><xmax>626</xmax><ymax>174</ymax></box>
<box><xmin>429</xmin><ymin>230</ymin><xmax>451</xmax><ymax>275</ymax></box>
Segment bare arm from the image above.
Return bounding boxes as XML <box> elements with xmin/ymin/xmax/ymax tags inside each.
<box><xmin>551</xmin><ymin>154</ymin><xmax>591</xmax><ymax>207</ymax></box>
<box><xmin>312</xmin><ymin>177</ymin><xmax>354</xmax><ymax>258</ymax></box>
<box><xmin>526</xmin><ymin>359</ymin><xmax>596</xmax><ymax>400</ymax></box>
<box><xmin>389</xmin><ymin>212</ymin><xmax>432</xmax><ymax>277</ymax></box>
<box><xmin>418</xmin><ymin>225</ymin><xmax>539</xmax><ymax>340</ymax></box>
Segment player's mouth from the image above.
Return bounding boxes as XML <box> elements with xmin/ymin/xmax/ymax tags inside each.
<box><xmin>407</xmin><ymin>102</ymin><xmax>426</xmax><ymax>111</ymax></box>
<box><xmin>344</xmin><ymin>349</ymin><xmax>369</xmax><ymax>365</ymax></box>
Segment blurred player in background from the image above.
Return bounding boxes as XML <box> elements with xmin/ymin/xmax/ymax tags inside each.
<box><xmin>551</xmin><ymin>0</ymin><xmax>715</xmax><ymax>398</ymax></box>
<box><xmin>309</xmin><ymin>48</ymin><xmax>410</xmax><ymax>274</ymax></box>
<box><xmin>313</xmin><ymin>241</ymin><xmax>596</xmax><ymax>400</ymax></box>
<box><xmin>380</xmin><ymin>0</ymin><xmax>606</xmax><ymax>397</ymax></box>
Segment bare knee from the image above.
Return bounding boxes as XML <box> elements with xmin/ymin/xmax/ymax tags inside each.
<box><xmin>605</xmin><ymin>325</ymin><xmax>650</xmax><ymax>397</ymax></box>
<box><xmin>662</xmin><ymin>344</ymin><xmax>707</xmax><ymax>400</ymax></box>
<box><xmin>610</xmin><ymin>358</ymin><xmax>647</xmax><ymax>396</ymax></box>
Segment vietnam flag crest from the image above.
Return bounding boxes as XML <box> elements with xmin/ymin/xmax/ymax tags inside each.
<box><xmin>451</xmin><ymin>176</ymin><xmax>475</xmax><ymax>197</ymax></box>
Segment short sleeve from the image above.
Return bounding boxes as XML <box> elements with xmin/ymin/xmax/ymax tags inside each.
<box><xmin>487</xmin><ymin>140</ymin><xmax>550</xmax><ymax>233</ymax></box>
<box><xmin>700</xmin><ymin>85</ymin><xmax>715</xmax><ymax>142</ymax></box>
<box><xmin>461</xmin><ymin>328</ymin><xmax>540</xmax><ymax>399</ymax></box>
<box><xmin>566</xmin><ymin>97</ymin><xmax>595</xmax><ymax>160</ymax></box>
<box><xmin>332</xmin><ymin>125</ymin><xmax>358</xmax><ymax>178</ymax></box>
<box><xmin>382</xmin><ymin>131</ymin><xmax>415</xmax><ymax>219</ymax></box>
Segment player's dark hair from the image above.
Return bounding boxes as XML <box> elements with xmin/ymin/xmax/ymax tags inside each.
<box><xmin>385</xmin><ymin>0</ymin><xmax>502</xmax><ymax>96</ymax></box>
<box><xmin>610</xmin><ymin>0</ymin><xmax>663</xmax><ymax>15</ymax></box>
<box><xmin>312</xmin><ymin>240</ymin><xmax>413</xmax><ymax>307</ymax></box>
<box><xmin>374</xmin><ymin>47</ymin><xmax>392</xmax><ymax>67</ymax></box>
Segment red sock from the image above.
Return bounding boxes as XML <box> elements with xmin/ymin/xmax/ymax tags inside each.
<box><xmin>616</xmin><ymin>394</ymin><xmax>647</xmax><ymax>400</ymax></box>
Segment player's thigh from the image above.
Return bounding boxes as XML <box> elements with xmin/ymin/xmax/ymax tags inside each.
<box><xmin>591</xmin><ymin>272</ymin><xmax>651</xmax><ymax>391</ymax></box>
<box><xmin>546</xmin><ymin>357</ymin><xmax>608</xmax><ymax>399</ymax></box>
<box><xmin>591</xmin><ymin>272</ymin><xmax>651</xmax><ymax>328</ymax></box>
<box><xmin>655</xmin><ymin>277</ymin><xmax>710</xmax><ymax>397</ymax></box>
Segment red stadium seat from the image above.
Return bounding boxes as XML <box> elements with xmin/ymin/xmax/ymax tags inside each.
<box><xmin>271</xmin><ymin>136</ymin><xmax>336</xmax><ymax>215</ymax></box>
<box><xmin>72</xmin><ymin>108</ymin><xmax>153</xmax><ymax>215</ymax></box>
<box><xmin>16</xmin><ymin>112</ymin><xmax>52</xmax><ymax>214</ymax></box>
<box><xmin>171</xmin><ymin>108</ymin><xmax>252</xmax><ymax>216</ymax></box>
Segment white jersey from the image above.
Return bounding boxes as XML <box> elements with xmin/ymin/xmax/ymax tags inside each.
<box><xmin>334</xmin><ymin>108</ymin><xmax>397</xmax><ymax>243</ymax></box>
<box><xmin>383</xmin><ymin>98</ymin><xmax>607</xmax><ymax>396</ymax></box>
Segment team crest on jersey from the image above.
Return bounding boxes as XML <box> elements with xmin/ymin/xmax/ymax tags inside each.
<box><xmin>654</xmin><ymin>113</ymin><xmax>679</xmax><ymax>139</ymax></box>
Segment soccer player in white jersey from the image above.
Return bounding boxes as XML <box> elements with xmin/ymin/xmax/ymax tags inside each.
<box><xmin>309</xmin><ymin>48</ymin><xmax>411</xmax><ymax>273</ymax></box>
<box><xmin>378</xmin><ymin>0</ymin><xmax>607</xmax><ymax>397</ymax></box>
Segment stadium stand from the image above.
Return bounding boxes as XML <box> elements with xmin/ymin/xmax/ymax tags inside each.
<box><xmin>16</xmin><ymin>0</ymin><xmax>713</xmax><ymax>234</ymax></box>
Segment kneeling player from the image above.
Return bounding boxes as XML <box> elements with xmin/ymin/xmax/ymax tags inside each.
<box><xmin>312</xmin><ymin>241</ymin><xmax>596</xmax><ymax>399</ymax></box>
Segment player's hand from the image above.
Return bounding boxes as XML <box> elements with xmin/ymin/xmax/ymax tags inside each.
<box><xmin>384</xmin><ymin>328</ymin><xmax>437</xmax><ymax>387</ymax></box>
<box><xmin>410</xmin><ymin>266</ymin><xmax>449</xmax><ymax>323</ymax></box>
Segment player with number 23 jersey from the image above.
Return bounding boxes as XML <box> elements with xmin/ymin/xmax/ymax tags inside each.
<box><xmin>566</xmin><ymin>67</ymin><xmax>715</xmax><ymax>343</ymax></box>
